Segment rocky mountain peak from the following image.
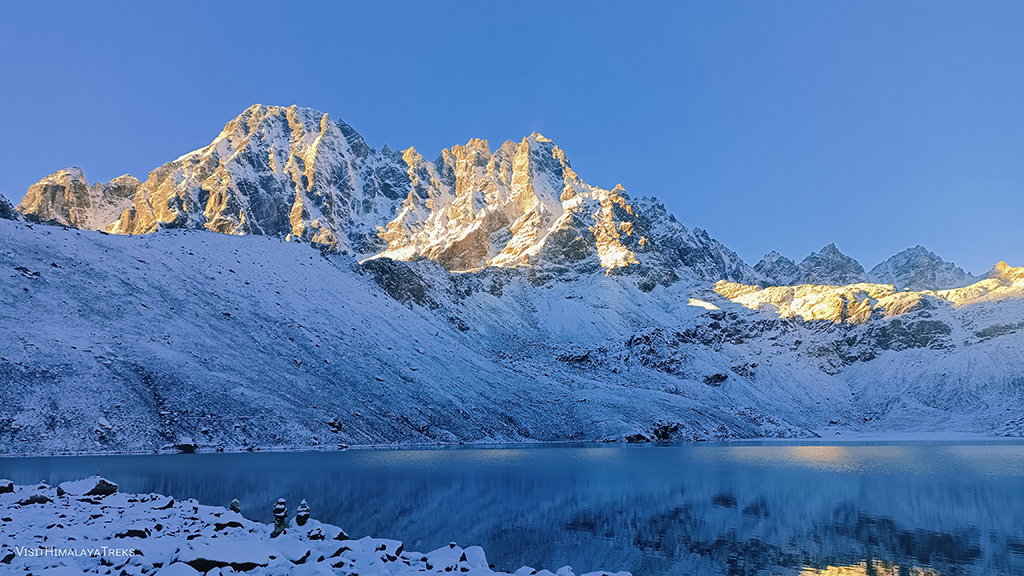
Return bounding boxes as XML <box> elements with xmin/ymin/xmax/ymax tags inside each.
<box><xmin>754</xmin><ymin>251</ymin><xmax>799</xmax><ymax>286</ymax></box>
<box><xmin>793</xmin><ymin>243</ymin><xmax>868</xmax><ymax>286</ymax></box>
<box><xmin>378</xmin><ymin>131</ymin><xmax>643</xmax><ymax>274</ymax></box>
<box><xmin>105</xmin><ymin>104</ymin><xmax>404</xmax><ymax>255</ymax></box>
<box><xmin>0</xmin><ymin>194</ymin><xmax>21</xmax><ymax>221</ymax></box>
<box><xmin>868</xmin><ymin>245</ymin><xmax>977</xmax><ymax>290</ymax></box>
<box><xmin>18</xmin><ymin>167</ymin><xmax>138</xmax><ymax>230</ymax></box>
<box><xmin>992</xmin><ymin>261</ymin><xmax>1024</xmax><ymax>283</ymax></box>
<box><xmin>13</xmin><ymin>104</ymin><xmax>764</xmax><ymax>285</ymax></box>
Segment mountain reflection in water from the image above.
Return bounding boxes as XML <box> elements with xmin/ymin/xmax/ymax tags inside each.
<box><xmin>2</xmin><ymin>442</ymin><xmax>1022</xmax><ymax>576</ymax></box>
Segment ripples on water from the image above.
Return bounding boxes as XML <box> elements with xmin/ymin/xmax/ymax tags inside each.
<box><xmin>2</xmin><ymin>442</ymin><xmax>1023</xmax><ymax>576</ymax></box>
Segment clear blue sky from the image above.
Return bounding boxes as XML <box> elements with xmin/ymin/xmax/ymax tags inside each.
<box><xmin>2</xmin><ymin>1</ymin><xmax>1022</xmax><ymax>274</ymax></box>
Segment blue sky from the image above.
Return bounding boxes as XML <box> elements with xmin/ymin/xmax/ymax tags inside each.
<box><xmin>1</xmin><ymin>1</ymin><xmax>1022</xmax><ymax>274</ymax></box>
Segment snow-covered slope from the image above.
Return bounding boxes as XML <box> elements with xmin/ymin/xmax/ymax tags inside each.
<box><xmin>3</xmin><ymin>216</ymin><xmax>1024</xmax><ymax>455</ymax></box>
<box><xmin>718</xmin><ymin>261</ymin><xmax>1024</xmax><ymax>323</ymax></box>
<box><xmin>869</xmin><ymin>245</ymin><xmax>978</xmax><ymax>290</ymax></box>
<box><xmin>0</xmin><ymin>219</ymin><xmax>826</xmax><ymax>455</ymax></box>
<box><xmin>713</xmin><ymin>267</ymin><xmax>1024</xmax><ymax>433</ymax></box>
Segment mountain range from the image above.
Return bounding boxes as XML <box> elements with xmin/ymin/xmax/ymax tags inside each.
<box><xmin>2</xmin><ymin>104</ymin><xmax>1023</xmax><ymax>454</ymax></box>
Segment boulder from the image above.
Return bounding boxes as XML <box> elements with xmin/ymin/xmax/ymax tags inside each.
<box><xmin>57</xmin><ymin>476</ymin><xmax>118</xmax><ymax>497</ymax></box>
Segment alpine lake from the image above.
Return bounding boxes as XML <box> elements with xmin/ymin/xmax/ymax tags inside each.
<box><xmin>2</xmin><ymin>440</ymin><xmax>1023</xmax><ymax>576</ymax></box>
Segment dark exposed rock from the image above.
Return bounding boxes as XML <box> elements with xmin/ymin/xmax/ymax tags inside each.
<box><xmin>703</xmin><ymin>373</ymin><xmax>728</xmax><ymax>386</ymax></box>
<box><xmin>17</xmin><ymin>494</ymin><xmax>51</xmax><ymax>506</ymax></box>
<box><xmin>360</xmin><ymin>257</ymin><xmax>439</xmax><ymax>308</ymax></box>
<box><xmin>0</xmin><ymin>196</ymin><xmax>21</xmax><ymax>221</ymax></box>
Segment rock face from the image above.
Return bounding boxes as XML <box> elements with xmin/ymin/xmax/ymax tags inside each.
<box><xmin>16</xmin><ymin>167</ymin><xmax>139</xmax><ymax>230</ymax></box>
<box><xmin>754</xmin><ymin>251</ymin><xmax>799</xmax><ymax>286</ymax></box>
<box><xmin>0</xmin><ymin>195</ymin><xmax>20</xmax><ymax>221</ymax></box>
<box><xmin>630</xmin><ymin>198</ymin><xmax>760</xmax><ymax>284</ymax></box>
<box><xmin>869</xmin><ymin>245</ymin><xmax>977</xmax><ymax>290</ymax></box>
<box><xmin>792</xmin><ymin>243</ymin><xmax>869</xmax><ymax>286</ymax></box>
<box><xmin>378</xmin><ymin>135</ymin><xmax>646</xmax><ymax>274</ymax></box>
<box><xmin>106</xmin><ymin>105</ymin><xmax>408</xmax><ymax>256</ymax></box>
<box><xmin>5</xmin><ymin>478</ymin><xmax>617</xmax><ymax>576</ymax></box>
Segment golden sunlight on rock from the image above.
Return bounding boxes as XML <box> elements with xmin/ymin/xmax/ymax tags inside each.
<box><xmin>688</xmin><ymin>298</ymin><xmax>719</xmax><ymax>310</ymax></box>
<box><xmin>379</xmin><ymin>131</ymin><xmax>644</xmax><ymax>273</ymax></box>
<box><xmin>715</xmin><ymin>262</ymin><xmax>1024</xmax><ymax>323</ymax></box>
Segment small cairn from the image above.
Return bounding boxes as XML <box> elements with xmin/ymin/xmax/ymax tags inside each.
<box><xmin>229</xmin><ymin>499</ymin><xmax>241</xmax><ymax>514</ymax></box>
<box><xmin>296</xmin><ymin>499</ymin><xmax>310</xmax><ymax>526</ymax></box>
<box><xmin>271</xmin><ymin>498</ymin><xmax>288</xmax><ymax>537</ymax></box>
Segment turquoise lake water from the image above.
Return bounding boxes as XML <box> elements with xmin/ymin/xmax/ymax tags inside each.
<box><xmin>2</xmin><ymin>441</ymin><xmax>1023</xmax><ymax>575</ymax></box>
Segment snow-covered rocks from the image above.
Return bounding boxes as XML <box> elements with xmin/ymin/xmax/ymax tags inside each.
<box><xmin>714</xmin><ymin>280</ymin><xmax>905</xmax><ymax>324</ymax></box>
<box><xmin>173</xmin><ymin>539</ymin><xmax>278</xmax><ymax>571</ymax></box>
<box><xmin>0</xmin><ymin>196</ymin><xmax>21</xmax><ymax>222</ymax></box>
<box><xmin>0</xmin><ymin>478</ymin><xmax>630</xmax><ymax>576</ymax></box>
<box><xmin>56</xmin><ymin>475</ymin><xmax>118</xmax><ymax>497</ymax></box>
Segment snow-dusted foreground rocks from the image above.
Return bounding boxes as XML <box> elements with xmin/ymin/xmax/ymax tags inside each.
<box><xmin>0</xmin><ymin>476</ymin><xmax>628</xmax><ymax>576</ymax></box>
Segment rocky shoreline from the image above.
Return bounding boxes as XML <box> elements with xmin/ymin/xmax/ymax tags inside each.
<box><xmin>0</xmin><ymin>476</ymin><xmax>629</xmax><ymax>576</ymax></box>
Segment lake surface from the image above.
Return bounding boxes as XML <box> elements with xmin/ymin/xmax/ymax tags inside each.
<box><xmin>2</xmin><ymin>441</ymin><xmax>1024</xmax><ymax>575</ymax></box>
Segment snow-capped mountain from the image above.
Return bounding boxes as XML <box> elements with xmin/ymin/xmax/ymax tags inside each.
<box><xmin>102</xmin><ymin>106</ymin><xmax>407</xmax><ymax>256</ymax></box>
<box><xmin>869</xmin><ymin>245</ymin><xmax>978</xmax><ymax>290</ymax></box>
<box><xmin>753</xmin><ymin>251</ymin><xmax>799</xmax><ymax>286</ymax></box>
<box><xmin>4</xmin><ymin>104</ymin><xmax>1024</xmax><ymax>455</ymax></box>
<box><xmin>16</xmin><ymin>105</ymin><xmax>755</xmax><ymax>285</ymax></box>
<box><xmin>791</xmin><ymin>243</ymin><xmax>869</xmax><ymax>285</ymax></box>
<box><xmin>754</xmin><ymin>244</ymin><xmax>870</xmax><ymax>287</ymax></box>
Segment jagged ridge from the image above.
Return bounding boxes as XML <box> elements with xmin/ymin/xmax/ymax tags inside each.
<box><xmin>15</xmin><ymin>105</ymin><xmax>757</xmax><ymax>284</ymax></box>
<box><xmin>869</xmin><ymin>245</ymin><xmax>978</xmax><ymax>290</ymax></box>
